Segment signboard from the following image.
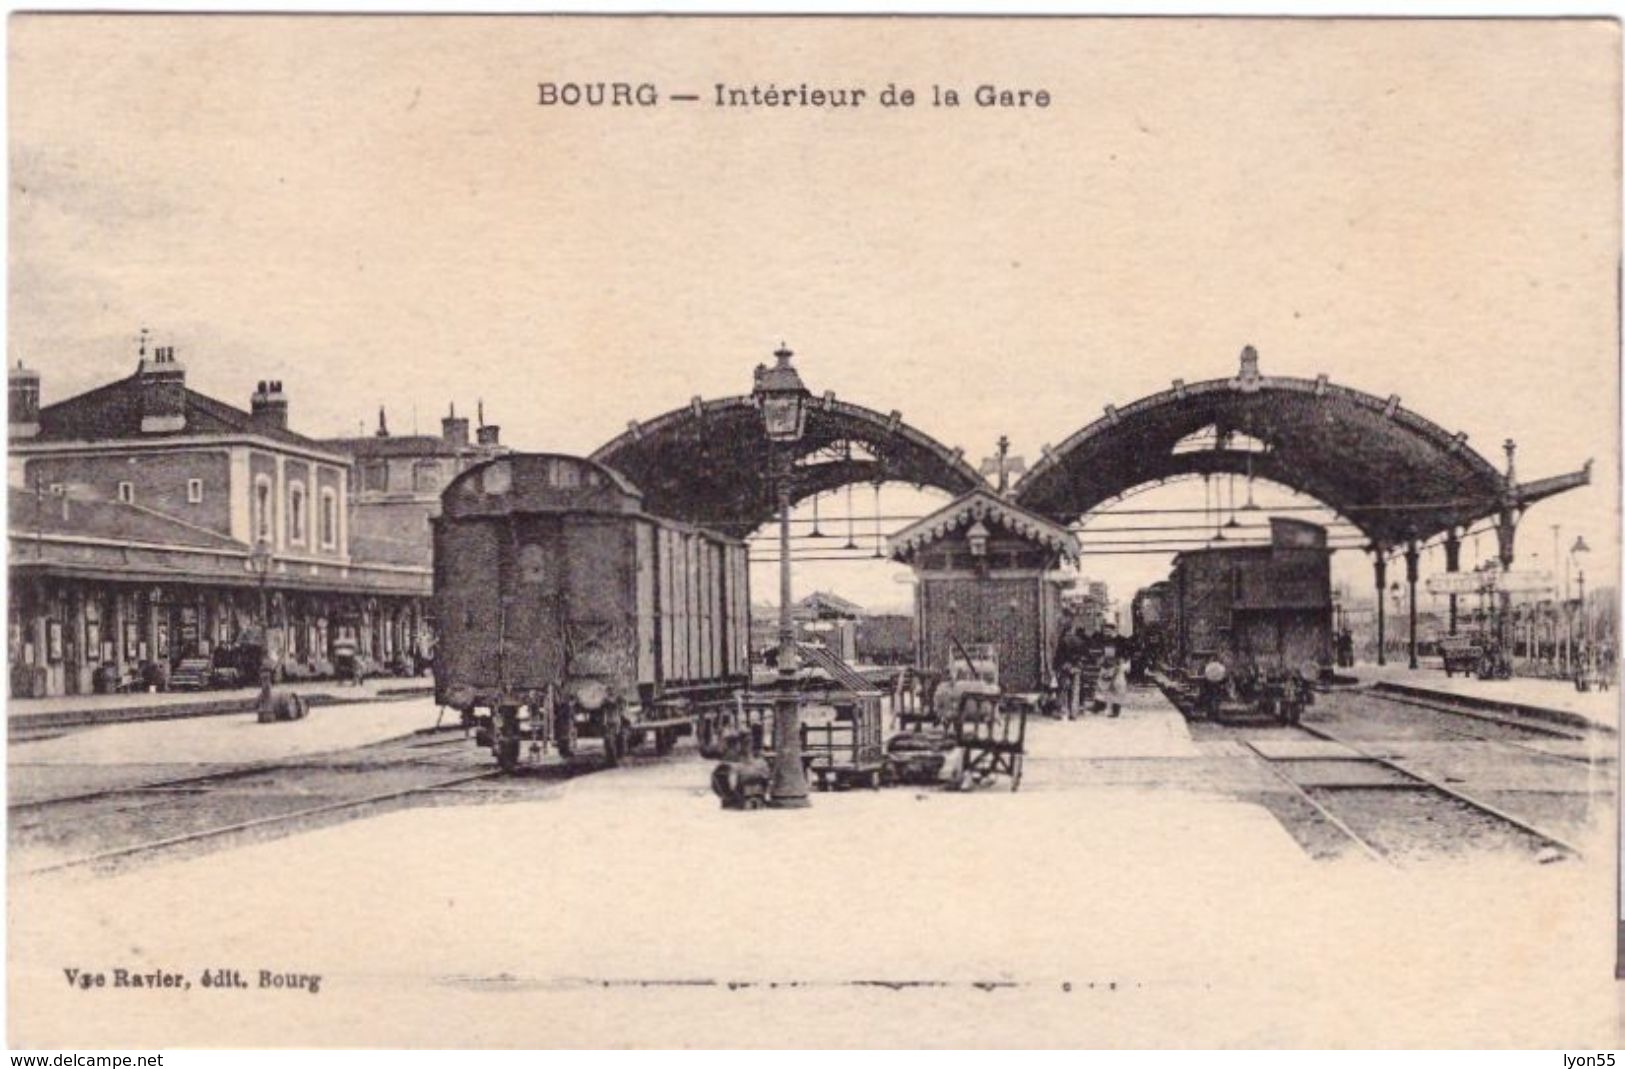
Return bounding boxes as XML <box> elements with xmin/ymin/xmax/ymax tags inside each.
<box><xmin>1425</xmin><ymin>573</ymin><xmax>1485</xmax><ymax>595</ymax></box>
<box><xmin>1495</xmin><ymin>571</ymin><xmax>1556</xmax><ymax>595</ymax></box>
<box><xmin>1426</xmin><ymin>570</ymin><xmax>1555</xmax><ymax>596</ymax></box>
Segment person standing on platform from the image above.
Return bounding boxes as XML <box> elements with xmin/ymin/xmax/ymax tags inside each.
<box><xmin>1055</xmin><ymin>624</ymin><xmax>1086</xmax><ymax>719</ymax></box>
<box><xmin>1103</xmin><ymin>651</ymin><xmax>1128</xmax><ymax>717</ymax></box>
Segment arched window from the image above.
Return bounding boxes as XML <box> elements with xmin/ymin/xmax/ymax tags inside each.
<box><xmin>288</xmin><ymin>481</ymin><xmax>306</xmax><ymax>546</ymax></box>
<box><xmin>320</xmin><ymin>487</ymin><xmax>338</xmax><ymax>550</ymax></box>
<box><xmin>253</xmin><ymin>475</ymin><xmax>273</xmax><ymax>544</ymax></box>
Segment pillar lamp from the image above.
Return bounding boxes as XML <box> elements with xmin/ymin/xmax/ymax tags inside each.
<box><xmin>1571</xmin><ymin>535</ymin><xmax>1592</xmax><ymax>677</ymax></box>
<box><xmin>754</xmin><ymin>343</ymin><xmax>812</xmax><ymax>809</ymax></box>
<box><xmin>249</xmin><ymin>537</ymin><xmax>274</xmax><ymax>685</ymax></box>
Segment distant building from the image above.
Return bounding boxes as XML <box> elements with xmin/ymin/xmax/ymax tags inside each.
<box><xmin>1062</xmin><ymin>578</ymin><xmax>1111</xmax><ymax>634</ymax></box>
<box><xmin>6</xmin><ymin>339</ymin><xmax>438</xmax><ymax>697</ymax></box>
<box><xmin>320</xmin><ymin>403</ymin><xmax>507</xmax><ymax>568</ymax></box>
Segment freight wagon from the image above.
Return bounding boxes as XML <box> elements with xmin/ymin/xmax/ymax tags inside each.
<box><xmin>433</xmin><ymin>453</ymin><xmax>751</xmax><ymax>769</ymax></box>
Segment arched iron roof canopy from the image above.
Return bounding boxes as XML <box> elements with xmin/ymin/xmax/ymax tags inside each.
<box><xmin>591</xmin><ymin>394</ymin><xmax>984</xmax><ymax>539</ymax></box>
<box><xmin>1011</xmin><ymin>348</ymin><xmax>1592</xmax><ymax>549</ymax></box>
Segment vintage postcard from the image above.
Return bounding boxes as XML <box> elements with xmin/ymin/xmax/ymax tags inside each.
<box><xmin>5</xmin><ymin>13</ymin><xmax>1621</xmax><ymax>1050</ymax></box>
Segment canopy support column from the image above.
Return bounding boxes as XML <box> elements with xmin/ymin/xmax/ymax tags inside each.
<box><xmin>1405</xmin><ymin>542</ymin><xmax>1420</xmax><ymax>670</ymax></box>
<box><xmin>1443</xmin><ymin>530</ymin><xmax>1462</xmax><ymax>635</ymax></box>
<box><xmin>1373</xmin><ymin>552</ymin><xmax>1388</xmax><ymax>667</ymax></box>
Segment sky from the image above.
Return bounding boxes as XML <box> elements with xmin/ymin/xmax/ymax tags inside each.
<box><xmin>9</xmin><ymin>15</ymin><xmax>1619</xmax><ymax>618</ymax></box>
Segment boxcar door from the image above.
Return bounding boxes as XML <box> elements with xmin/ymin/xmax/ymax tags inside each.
<box><xmin>434</xmin><ymin>517</ymin><xmax>505</xmax><ymax>692</ymax></box>
<box><xmin>504</xmin><ymin>514</ymin><xmax>567</xmax><ymax>690</ymax></box>
<box><xmin>563</xmin><ymin>515</ymin><xmax>637</xmax><ymax>700</ymax></box>
<box><xmin>635</xmin><ymin>520</ymin><xmax>657</xmax><ymax>687</ymax></box>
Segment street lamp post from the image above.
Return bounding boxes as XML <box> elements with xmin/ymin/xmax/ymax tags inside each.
<box><xmin>1571</xmin><ymin>535</ymin><xmax>1592</xmax><ymax>682</ymax></box>
<box><xmin>249</xmin><ymin>538</ymin><xmax>274</xmax><ymax>688</ymax></box>
<box><xmin>755</xmin><ymin>344</ymin><xmax>812</xmax><ymax>810</ymax></box>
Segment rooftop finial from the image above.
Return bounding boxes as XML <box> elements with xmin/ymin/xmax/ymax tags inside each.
<box><xmin>376</xmin><ymin>405</ymin><xmax>389</xmax><ymax>438</ymax></box>
<box><xmin>477</xmin><ymin>399</ymin><xmax>485</xmax><ymax>428</ymax></box>
<box><xmin>138</xmin><ymin>327</ymin><xmax>150</xmax><ymax>360</ymax></box>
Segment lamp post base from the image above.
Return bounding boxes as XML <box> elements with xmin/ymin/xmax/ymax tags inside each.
<box><xmin>767</xmin><ymin>790</ymin><xmax>811</xmax><ymax>810</ymax></box>
<box><xmin>767</xmin><ymin>688</ymin><xmax>810</xmax><ymax>809</ymax></box>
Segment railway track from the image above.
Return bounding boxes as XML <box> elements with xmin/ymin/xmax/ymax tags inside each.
<box><xmin>17</xmin><ymin>768</ymin><xmax>506</xmax><ymax>879</ymax></box>
<box><xmin>1358</xmin><ymin>686</ymin><xmax>1602</xmax><ymax>766</ymax></box>
<box><xmin>1241</xmin><ymin>717</ymin><xmax>1583</xmax><ymax>865</ymax></box>
<box><xmin>9</xmin><ymin>730</ymin><xmax>614</xmax><ymax>879</ymax></box>
<box><xmin>9</xmin><ymin>729</ymin><xmax>470</xmax><ymax>813</ymax></box>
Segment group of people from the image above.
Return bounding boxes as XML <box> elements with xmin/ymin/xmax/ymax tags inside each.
<box><xmin>1052</xmin><ymin>620</ymin><xmax>1133</xmax><ymax>719</ymax></box>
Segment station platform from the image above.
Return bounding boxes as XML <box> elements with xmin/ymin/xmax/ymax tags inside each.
<box><xmin>5</xmin><ymin>676</ymin><xmax>433</xmax><ymax>735</ymax></box>
<box><xmin>1353</xmin><ymin>662</ymin><xmax>1618</xmax><ymax>733</ymax></box>
<box><xmin>12</xmin><ymin>690</ymin><xmax>1613</xmax><ymax>1048</ymax></box>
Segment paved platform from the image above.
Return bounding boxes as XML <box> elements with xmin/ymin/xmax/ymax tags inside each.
<box><xmin>1354</xmin><ymin>663</ymin><xmax>1619</xmax><ymax>732</ymax></box>
<box><xmin>11</xmin><ymin>725</ymin><xmax>1614</xmax><ymax>1047</ymax></box>
<box><xmin>6</xmin><ymin>677</ymin><xmax>434</xmax><ymax>733</ymax></box>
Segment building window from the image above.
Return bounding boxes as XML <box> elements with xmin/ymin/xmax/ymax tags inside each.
<box><xmin>362</xmin><ymin>461</ymin><xmax>388</xmax><ymax>493</ymax></box>
<box><xmin>187</xmin><ymin>478</ymin><xmax>203</xmax><ymax>504</ymax></box>
<box><xmin>254</xmin><ymin>475</ymin><xmax>273</xmax><ymax>543</ymax></box>
<box><xmin>289</xmin><ymin>481</ymin><xmax>306</xmax><ymax>545</ymax></box>
<box><xmin>117</xmin><ymin>482</ymin><xmax>134</xmax><ymax>504</ymax></box>
<box><xmin>412</xmin><ymin>460</ymin><xmax>441</xmax><ymax>494</ymax></box>
<box><xmin>320</xmin><ymin>487</ymin><xmax>338</xmax><ymax>550</ymax></box>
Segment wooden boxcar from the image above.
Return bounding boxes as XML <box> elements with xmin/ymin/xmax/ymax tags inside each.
<box><xmin>433</xmin><ymin>453</ymin><xmax>751</xmax><ymax>769</ymax></box>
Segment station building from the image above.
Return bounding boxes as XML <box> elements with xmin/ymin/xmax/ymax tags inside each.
<box><xmin>5</xmin><ymin>340</ymin><xmax>495</xmax><ymax>698</ymax></box>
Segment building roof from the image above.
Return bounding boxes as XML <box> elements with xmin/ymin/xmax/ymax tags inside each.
<box><xmin>795</xmin><ymin>590</ymin><xmax>868</xmax><ymax>618</ymax></box>
<box><xmin>323</xmin><ymin>434</ymin><xmax>483</xmax><ymax>459</ymax></box>
<box><xmin>347</xmin><ymin>530</ymin><xmax>431</xmax><ymax>568</ymax></box>
<box><xmin>26</xmin><ymin>370</ymin><xmax>332</xmax><ymax>453</ymax></box>
<box><xmin>888</xmin><ymin>488</ymin><xmax>1081</xmax><ymax>561</ymax></box>
<box><xmin>9</xmin><ymin>489</ymin><xmax>245</xmax><ymax>551</ymax></box>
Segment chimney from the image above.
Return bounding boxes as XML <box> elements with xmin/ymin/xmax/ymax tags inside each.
<box><xmin>441</xmin><ymin>402</ymin><xmax>469</xmax><ymax>447</ymax></box>
<box><xmin>9</xmin><ymin>360</ymin><xmax>40</xmax><ymax>439</ymax></box>
<box><xmin>375</xmin><ymin>405</ymin><xmax>389</xmax><ymax>438</ymax></box>
<box><xmin>136</xmin><ymin>332</ymin><xmax>187</xmax><ymax>433</ymax></box>
<box><xmin>474</xmin><ymin>399</ymin><xmax>498</xmax><ymax>447</ymax></box>
<box><xmin>250</xmin><ymin>379</ymin><xmax>289</xmax><ymax>432</ymax></box>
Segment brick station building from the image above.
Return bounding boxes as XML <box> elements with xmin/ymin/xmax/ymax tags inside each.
<box><xmin>6</xmin><ymin>339</ymin><xmax>500</xmax><ymax>698</ymax></box>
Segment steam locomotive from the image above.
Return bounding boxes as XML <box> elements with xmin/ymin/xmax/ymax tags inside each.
<box><xmin>1136</xmin><ymin>518</ymin><xmax>1333</xmax><ymax>724</ymax></box>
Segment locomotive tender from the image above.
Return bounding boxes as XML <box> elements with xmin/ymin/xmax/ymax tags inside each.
<box><xmin>1138</xmin><ymin>517</ymin><xmax>1333</xmax><ymax>723</ymax></box>
<box><xmin>433</xmin><ymin>453</ymin><xmax>751</xmax><ymax>769</ymax></box>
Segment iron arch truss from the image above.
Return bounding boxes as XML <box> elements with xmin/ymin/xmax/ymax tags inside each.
<box><xmin>591</xmin><ymin>393</ymin><xmax>983</xmax><ymax>538</ymax></box>
<box><xmin>1012</xmin><ymin>348</ymin><xmax>1591</xmax><ymax>551</ymax></box>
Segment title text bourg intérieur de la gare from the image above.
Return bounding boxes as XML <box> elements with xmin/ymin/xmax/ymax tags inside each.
<box><xmin>537</xmin><ymin>81</ymin><xmax>1052</xmax><ymax>109</ymax></box>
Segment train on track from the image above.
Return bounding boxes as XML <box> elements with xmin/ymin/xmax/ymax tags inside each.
<box><xmin>433</xmin><ymin>453</ymin><xmax>752</xmax><ymax>769</ymax></box>
<box><xmin>1135</xmin><ymin>517</ymin><xmax>1333</xmax><ymax>724</ymax></box>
